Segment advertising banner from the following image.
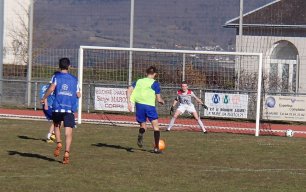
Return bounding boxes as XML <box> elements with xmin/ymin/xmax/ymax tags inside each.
<box><xmin>95</xmin><ymin>87</ymin><xmax>130</xmax><ymax>112</ymax></box>
<box><xmin>204</xmin><ymin>92</ymin><xmax>248</xmax><ymax>118</ymax></box>
<box><xmin>263</xmin><ymin>95</ymin><xmax>306</xmax><ymax>122</ymax></box>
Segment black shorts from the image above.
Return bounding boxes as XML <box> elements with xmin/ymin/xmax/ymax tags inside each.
<box><xmin>52</xmin><ymin>112</ymin><xmax>76</xmax><ymax>128</ymax></box>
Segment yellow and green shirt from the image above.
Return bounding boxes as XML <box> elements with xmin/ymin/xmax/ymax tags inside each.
<box><xmin>130</xmin><ymin>78</ymin><xmax>161</xmax><ymax>106</ymax></box>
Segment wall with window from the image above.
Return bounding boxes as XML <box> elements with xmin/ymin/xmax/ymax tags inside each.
<box><xmin>236</xmin><ymin>35</ymin><xmax>306</xmax><ymax>93</ymax></box>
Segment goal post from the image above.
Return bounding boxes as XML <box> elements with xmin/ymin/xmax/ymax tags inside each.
<box><xmin>77</xmin><ymin>46</ymin><xmax>263</xmax><ymax>136</ymax></box>
<box><xmin>77</xmin><ymin>47</ymin><xmax>84</xmax><ymax>125</ymax></box>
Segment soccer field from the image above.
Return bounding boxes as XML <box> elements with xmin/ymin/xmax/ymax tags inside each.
<box><xmin>1</xmin><ymin>119</ymin><xmax>306</xmax><ymax>192</ymax></box>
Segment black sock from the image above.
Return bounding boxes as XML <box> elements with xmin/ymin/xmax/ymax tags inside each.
<box><xmin>154</xmin><ymin>131</ymin><xmax>160</xmax><ymax>148</ymax></box>
<box><xmin>139</xmin><ymin>128</ymin><xmax>145</xmax><ymax>134</ymax></box>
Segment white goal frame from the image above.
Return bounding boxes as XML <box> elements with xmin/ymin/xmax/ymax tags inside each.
<box><xmin>77</xmin><ymin>46</ymin><xmax>263</xmax><ymax>136</ymax></box>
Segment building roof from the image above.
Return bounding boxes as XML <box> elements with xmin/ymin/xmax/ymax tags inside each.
<box><xmin>225</xmin><ymin>0</ymin><xmax>306</xmax><ymax>29</ymax></box>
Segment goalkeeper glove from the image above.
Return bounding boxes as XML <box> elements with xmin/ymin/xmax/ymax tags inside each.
<box><xmin>202</xmin><ymin>104</ymin><xmax>208</xmax><ymax>110</ymax></box>
<box><xmin>170</xmin><ymin>106</ymin><xmax>175</xmax><ymax>115</ymax></box>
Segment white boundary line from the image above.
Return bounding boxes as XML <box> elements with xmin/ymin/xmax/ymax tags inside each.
<box><xmin>198</xmin><ymin>168</ymin><xmax>306</xmax><ymax>173</ymax></box>
<box><xmin>2</xmin><ymin>113</ymin><xmax>306</xmax><ymax>135</ymax></box>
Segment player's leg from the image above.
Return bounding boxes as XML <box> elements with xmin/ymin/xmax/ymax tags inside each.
<box><xmin>64</xmin><ymin>127</ymin><xmax>73</xmax><ymax>153</ymax></box>
<box><xmin>53</xmin><ymin>112</ymin><xmax>63</xmax><ymax>157</ymax></box>
<box><xmin>46</xmin><ymin>124</ymin><xmax>56</xmax><ymax>143</ymax></box>
<box><xmin>137</xmin><ymin>122</ymin><xmax>146</xmax><ymax>148</ymax></box>
<box><xmin>147</xmin><ymin>106</ymin><xmax>162</xmax><ymax>153</ymax></box>
<box><xmin>192</xmin><ymin>111</ymin><xmax>207</xmax><ymax>133</ymax></box>
<box><xmin>63</xmin><ymin>127</ymin><xmax>72</xmax><ymax>164</ymax></box>
<box><xmin>62</xmin><ymin>113</ymin><xmax>75</xmax><ymax>164</ymax></box>
<box><xmin>167</xmin><ymin>110</ymin><xmax>182</xmax><ymax>131</ymax></box>
<box><xmin>135</xmin><ymin>103</ymin><xmax>147</xmax><ymax>148</ymax></box>
<box><xmin>151</xmin><ymin>119</ymin><xmax>161</xmax><ymax>152</ymax></box>
<box><xmin>44</xmin><ymin>107</ymin><xmax>55</xmax><ymax>142</ymax></box>
<box><xmin>167</xmin><ymin>105</ymin><xmax>185</xmax><ymax>131</ymax></box>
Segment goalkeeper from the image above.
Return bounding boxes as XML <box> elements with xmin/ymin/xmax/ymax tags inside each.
<box><xmin>166</xmin><ymin>81</ymin><xmax>207</xmax><ymax>133</ymax></box>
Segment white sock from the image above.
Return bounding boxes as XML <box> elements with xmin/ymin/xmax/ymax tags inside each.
<box><xmin>197</xmin><ymin>119</ymin><xmax>206</xmax><ymax>132</ymax></box>
<box><xmin>47</xmin><ymin>133</ymin><xmax>52</xmax><ymax>139</ymax></box>
<box><xmin>167</xmin><ymin>117</ymin><xmax>176</xmax><ymax>130</ymax></box>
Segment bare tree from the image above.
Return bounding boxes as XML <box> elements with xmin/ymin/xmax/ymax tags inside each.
<box><xmin>7</xmin><ymin>1</ymin><xmax>52</xmax><ymax>66</ymax></box>
<box><xmin>6</xmin><ymin>2</ymin><xmax>29</xmax><ymax>65</ymax></box>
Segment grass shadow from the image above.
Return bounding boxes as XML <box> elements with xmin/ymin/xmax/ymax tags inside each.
<box><xmin>7</xmin><ymin>150</ymin><xmax>61</xmax><ymax>163</ymax></box>
<box><xmin>18</xmin><ymin>135</ymin><xmax>45</xmax><ymax>142</ymax></box>
<box><xmin>91</xmin><ymin>143</ymin><xmax>153</xmax><ymax>153</ymax></box>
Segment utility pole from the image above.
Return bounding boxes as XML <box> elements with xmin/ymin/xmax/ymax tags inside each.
<box><xmin>26</xmin><ymin>0</ymin><xmax>34</xmax><ymax>106</ymax></box>
<box><xmin>237</xmin><ymin>0</ymin><xmax>244</xmax><ymax>90</ymax></box>
<box><xmin>0</xmin><ymin>0</ymin><xmax>4</xmax><ymax>103</ymax></box>
<box><xmin>128</xmin><ymin>0</ymin><xmax>134</xmax><ymax>86</ymax></box>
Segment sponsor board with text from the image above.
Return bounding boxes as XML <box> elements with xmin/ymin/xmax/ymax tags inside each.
<box><xmin>263</xmin><ymin>95</ymin><xmax>306</xmax><ymax>122</ymax></box>
<box><xmin>95</xmin><ymin>87</ymin><xmax>131</xmax><ymax>112</ymax></box>
<box><xmin>204</xmin><ymin>92</ymin><xmax>248</xmax><ymax>118</ymax></box>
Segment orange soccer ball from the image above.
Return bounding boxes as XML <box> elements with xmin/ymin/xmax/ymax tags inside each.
<box><xmin>157</xmin><ymin>139</ymin><xmax>166</xmax><ymax>151</ymax></box>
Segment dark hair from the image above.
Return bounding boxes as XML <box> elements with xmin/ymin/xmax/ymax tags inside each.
<box><xmin>181</xmin><ymin>81</ymin><xmax>188</xmax><ymax>85</ymax></box>
<box><xmin>146</xmin><ymin>66</ymin><xmax>158</xmax><ymax>75</ymax></box>
<box><xmin>59</xmin><ymin>58</ymin><xmax>70</xmax><ymax>70</ymax></box>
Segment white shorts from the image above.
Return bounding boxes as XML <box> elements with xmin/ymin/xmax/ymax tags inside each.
<box><xmin>177</xmin><ymin>104</ymin><xmax>196</xmax><ymax>114</ymax></box>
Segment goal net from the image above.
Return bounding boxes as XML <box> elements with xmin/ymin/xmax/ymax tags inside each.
<box><xmin>77</xmin><ymin>46</ymin><xmax>263</xmax><ymax>136</ymax></box>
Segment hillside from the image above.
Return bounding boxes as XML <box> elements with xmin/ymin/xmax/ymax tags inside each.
<box><xmin>34</xmin><ymin>0</ymin><xmax>273</xmax><ymax>49</ymax></box>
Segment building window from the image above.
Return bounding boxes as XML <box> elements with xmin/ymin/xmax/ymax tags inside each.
<box><xmin>268</xmin><ymin>41</ymin><xmax>299</xmax><ymax>93</ymax></box>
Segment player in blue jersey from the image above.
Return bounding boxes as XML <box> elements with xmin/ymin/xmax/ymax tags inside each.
<box><xmin>127</xmin><ymin>66</ymin><xmax>165</xmax><ymax>153</ymax></box>
<box><xmin>40</xmin><ymin>72</ymin><xmax>60</xmax><ymax>143</ymax></box>
<box><xmin>41</xmin><ymin>58</ymin><xmax>81</xmax><ymax>164</ymax></box>
<box><xmin>41</xmin><ymin>71</ymin><xmax>63</xmax><ymax>143</ymax></box>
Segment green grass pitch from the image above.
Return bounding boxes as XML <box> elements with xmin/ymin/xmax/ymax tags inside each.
<box><xmin>1</xmin><ymin>119</ymin><xmax>306</xmax><ymax>192</ymax></box>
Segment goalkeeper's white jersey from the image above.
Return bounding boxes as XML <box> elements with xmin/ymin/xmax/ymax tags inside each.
<box><xmin>176</xmin><ymin>89</ymin><xmax>196</xmax><ymax>105</ymax></box>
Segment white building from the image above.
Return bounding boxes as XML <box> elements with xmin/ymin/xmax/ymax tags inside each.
<box><xmin>2</xmin><ymin>0</ymin><xmax>31</xmax><ymax>65</ymax></box>
<box><xmin>225</xmin><ymin>0</ymin><xmax>306</xmax><ymax>93</ymax></box>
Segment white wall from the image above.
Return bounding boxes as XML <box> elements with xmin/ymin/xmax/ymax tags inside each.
<box><xmin>3</xmin><ymin>0</ymin><xmax>30</xmax><ymax>65</ymax></box>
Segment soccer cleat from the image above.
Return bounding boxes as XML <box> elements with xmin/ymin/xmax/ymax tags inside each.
<box><xmin>153</xmin><ymin>148</ymin><xmax>162</xmax><ymax>154</ymax></box>
<box><xmin>62</xmin><ymin>151</ymin><xmax>70</xmax><ymax>164</ymax></box>
<box><xmin>166</xmin><ymin>129</ymin><xmax>170</xmax><ymax>132</ymax></box>
<box><xmin>54</xmin><ymin>142</ymin><xmax>62</xmax><ymax>157</ymax></box>
<box><xmin>137</xmin><ymin>134</ymin><xmax>144</xmax><ymax>148</ymax></box>
<box><xmin>203</xmin><ymin>130</ymin><xmax>208</xmax><ymax>134</ymax></box>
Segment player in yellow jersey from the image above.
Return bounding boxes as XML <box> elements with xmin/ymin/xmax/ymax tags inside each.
<box><xmin>127</xmin><ymin>66</ymin><xmax>165</xmax><ymax>153</ymax></box>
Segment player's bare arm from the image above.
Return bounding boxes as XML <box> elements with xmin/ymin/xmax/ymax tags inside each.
<box><xmin>77</xmin><ymin>92</ymin><xmax>81</xmax><ymax>98</ymax></box>
<box><xmin>126</xmin><ymin>86</ymin><xmax>134</xmax><ymax>112</ymax></box>
<box><xmin>76</xmin><ymin>83</ymin><xmax>82</xmax><ymax>98</ymax></box>
<box><xmin>172</xmin><ymin>99</ymin><xmax>178</xmax><ymax>107</ymax></box>
<box><xmin>156</xmin><ymin>94</ymin><xmax>164</xmax><ymax>105</ymax></box>
<box><xmin>194</xmin><ymin>96</ymin><xmax>203</xmax><ymax>105</ymax></box>
<box><xmin>192</xmin><ymin>93</ymin><xmax>208</xmax><ymax>109</ymax></box>
<box><xmin>41</xmin><ymin>84</ymin><xmax>56</xmax><ymax>104</ymax></box>
<box><xmin>170</xmin><ymin>99</ymin><xmax>178</xmax><ymax>114</ymax></box>
<box><xmin>44</xmin><ymin>98</ymin><xmax>48</xmax><ymax>110</ymax></box>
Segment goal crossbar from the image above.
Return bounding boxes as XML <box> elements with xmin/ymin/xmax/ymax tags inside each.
<box><xmin>77</xmin><ymin>46</ymin><xmax>263</xmax><ymax>136</ymax></box>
